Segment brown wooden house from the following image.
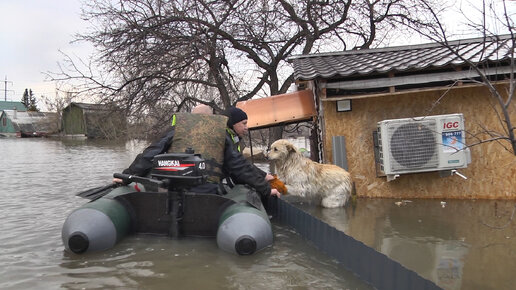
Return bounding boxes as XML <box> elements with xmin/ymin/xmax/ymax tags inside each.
<box><xmin>289</xmin><ymin>35</ymin><xmax>515</xmax><ymax>199</ymax></box>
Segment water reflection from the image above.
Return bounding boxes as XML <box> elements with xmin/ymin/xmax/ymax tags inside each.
<box><xmin>2</xmin><ymin>138</ymin><xmax>514</xmax><ymax>290</ymax></box>
<box><xmin>377</xmin><ymin>213</ymin><xmax>469</xmax><ymax>290</ymax></box>
<box><xmin>0</xmin><ymin>138</ymin><xmax>370</xmax><ymax>290</ymax></box>
<box><xmin>291</xmin><ymin>196</ymin><xmax>516</xmax><ymax>290</ymax></box>
<box><xmin>57</xmin><ymin>227</ymin><xmax>369</xmax><ymax>289</ymax></box>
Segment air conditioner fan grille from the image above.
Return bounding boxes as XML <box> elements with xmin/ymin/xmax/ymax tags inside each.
<box><xmin>388</xmin><ymin>122</ymin><xmax>438</xmax><ymax>170</ymax></box>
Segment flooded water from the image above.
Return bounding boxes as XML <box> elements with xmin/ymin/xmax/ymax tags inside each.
<box><xmin>1</xmin><ymin>138</ymin><xmax>514</xmax><ymax>290</ymax></box>
<box><xmin>0</xmin><ymin>138</ymin><xmax>370</xmax><ymax>290</ymax></box>
<box><xmin>289</xmin><ymin>196</ymin><xmax>516</xmax><ymax>290</ymax></box>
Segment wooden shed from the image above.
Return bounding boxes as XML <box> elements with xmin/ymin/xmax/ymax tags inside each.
<box><xmin>289</xmin><ymin>35</ymin><xmax>516</xmax><ymax>199</ymax></box>
<box><xmin>61</xmin><ymin>102</ymin><xmax>127</xmax><ymax>139</ymax></box>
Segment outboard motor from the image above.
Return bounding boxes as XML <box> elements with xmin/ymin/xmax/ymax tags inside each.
<box><xmin>150</xmin><ymin>148</ymin><xmax>207</xmax><ymax>189</ymax></box>
<box><xmin>150</xmin><ymin>149</ymin><xmax>207</xmax><ymax>238</ymax></box>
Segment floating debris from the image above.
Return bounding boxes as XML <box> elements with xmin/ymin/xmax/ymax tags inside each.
<box><xmin>395</xmin><ymin>200</ymin><xmax>412</xmax><ymax>206</ymax></box>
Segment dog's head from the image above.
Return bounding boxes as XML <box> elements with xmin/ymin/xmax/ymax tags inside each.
<box><xmin>266</xmin><ymin>139</ymin><xmax>298</xmax><ymax>161</ymax></box>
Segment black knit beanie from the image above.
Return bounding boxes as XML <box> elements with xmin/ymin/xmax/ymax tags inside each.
<box><xmin>226</xmin><ymin>107</ymin><xmax>248</xmax><ymax>129</ymax></box>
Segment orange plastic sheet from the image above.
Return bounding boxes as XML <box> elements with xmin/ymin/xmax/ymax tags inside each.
<box><xmin>236</xmin><ymin>90</ymin><xmax>316</xmax><ymax>129</ymax></box>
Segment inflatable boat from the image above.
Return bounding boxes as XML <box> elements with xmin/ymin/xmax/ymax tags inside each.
<box><xmin>62</xmin><ymin>152</ymin><xmax>273</xmax><ymax>255</ymax></box>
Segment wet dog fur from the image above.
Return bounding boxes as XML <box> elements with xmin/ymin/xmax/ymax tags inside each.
<box><xmin>267</xmin><ymin>139</ymin><xmax>354</xmax><ymax>208</ymax></box>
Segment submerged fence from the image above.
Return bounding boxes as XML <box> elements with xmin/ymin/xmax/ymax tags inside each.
<box><xmin>267</xmin><ymin>198</ymin><xmax>442</xmax><ymax>290</ymax></box>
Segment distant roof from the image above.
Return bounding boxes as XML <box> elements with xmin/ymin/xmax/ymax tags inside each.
<box><xmin>0</xmin><ymin>101</ymin><xmax>27</xmax><ymax>111</ymax></box>
<box><xmin>69</xmin><ymin>102</ymin><xmax>106</xmax><ymax>110</ymax></box>
<box><xmin>2</xmin><ymin>110</ymin><xmax>48</xmax><ymax>124</ymax></box>
<box><xmin>2</xmin><ymin>110</ymin><xmax>55</xmax><ymax>133</ymax></box>
<box><xmin>290</xmin><ymin>35</ymin><xmax>514</xmax><ymax>80</ymax></box>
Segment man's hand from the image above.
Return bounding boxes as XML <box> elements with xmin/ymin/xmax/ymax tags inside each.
<box><xmin>113</xmin><ymin>178</ymin><xmax>124</xmax><ymax>184</ymax></box>
<box><xmin>265</xmin><ymin>174</ymin><xmax>275</xmax><ymax>181</ymax></box>
<box><xmin>270</xmin><ymin>188</ymin><xmax>281</xmax><ymax>198</ymax></box>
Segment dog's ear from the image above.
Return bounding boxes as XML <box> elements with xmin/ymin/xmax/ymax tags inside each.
<box><xmin>286</xmin><ymin>143</ymin><xmax>296</xmax><ymax>152</ymax></box>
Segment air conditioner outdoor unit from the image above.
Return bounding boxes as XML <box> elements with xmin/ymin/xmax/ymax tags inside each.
<box><xmin>377</xmin><ymin>113</ymin><xmax>471</xmax><ymax>181</ymax></box>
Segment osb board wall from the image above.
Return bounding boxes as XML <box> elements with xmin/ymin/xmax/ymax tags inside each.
<box><xmin>322</xmin><ymin>85</ymin><xmax>516</xmax><ymax>199</ymax></box>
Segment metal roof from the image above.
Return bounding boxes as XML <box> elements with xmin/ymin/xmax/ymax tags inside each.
<box><xmin>2</xmin><ymin>110</ymin><xmax>56</xmax><ymax>132</ymax></box>
<box><xmin>70</xmin><ymin>102</ymin><xmax>106</xmax><ymax>111</ymax></box>
<box><xmin>0</xmin><ymin>101</ymin><xmax>27</xmax><ymax>111</ymax></box>
<box><xmin>290</xmin><ymin>35</ymin><xmax>514</xmax><ymax>80</ymax></box>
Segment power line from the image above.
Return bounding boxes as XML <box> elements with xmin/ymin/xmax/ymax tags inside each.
<box><xmin>3</xmin><ymin>76</ymin><xmax>14</xmax><ymax>101</ymax></box>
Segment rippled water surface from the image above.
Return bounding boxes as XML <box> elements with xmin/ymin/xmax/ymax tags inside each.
<box><xmin>289</xmin><ymin>194</ymin><xmax>516</xmax><ymax>290</ymax></box>
<box><xmin>2</xmin><ymin>138</ymin><xmax>515</xmax><ymax>290</ymax></box>
<box><xmin>0</xmin><ymin>138</ymin><xmax>370</xmax><ymax>290</ymax></box>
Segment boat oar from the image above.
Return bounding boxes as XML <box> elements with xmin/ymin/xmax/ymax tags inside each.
<box><xmin>76</xmin><ymin>184</ymin><xmax>117</xmax><ymax>201</ymax></box>
<box><xmin>76</xmin><ymin>173</ymin><xmax>166</xmax><ymax>201</ymax></box>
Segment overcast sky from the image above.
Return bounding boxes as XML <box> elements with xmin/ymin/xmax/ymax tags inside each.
<box><xmin>0</xmin><ymin>0</ymin><xmax>89</xmax><ymax>104</ymax></box>
<box><xmin>0</xmin><ymin>0</ymin><xmax>514</xmax><ymax>111</ymax></box>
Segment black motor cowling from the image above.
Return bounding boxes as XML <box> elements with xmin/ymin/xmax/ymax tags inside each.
<box><xmin>150</xmin><ymin>149</ymin><xmax>207</xmax><ymax>189</ymax></box>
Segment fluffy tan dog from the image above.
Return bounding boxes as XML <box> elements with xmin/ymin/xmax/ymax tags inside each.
<box><xmin>267</xmin><ymin>139</ymin><xmax>354</xmax><ymax>208</ymax></box>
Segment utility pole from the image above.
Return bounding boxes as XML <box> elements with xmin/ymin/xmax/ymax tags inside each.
<box><xmin>4</xmin><ymin>76</ymin><xmax>13</xmax><ymax>101</ymax></box>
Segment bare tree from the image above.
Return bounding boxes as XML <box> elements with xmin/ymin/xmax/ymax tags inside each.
<box><xmin>412</xmin><ymin>0</ymin><xmax>516</xmax><ymax>154</ymax></box>
<box><xmin>50</xmin><ymin>0</ymin><xmax>444</xmax><ymax>139</ymax></box>
<box><xmin>41</xmin><ymin>90</ymin><xmax>75</xmax><ymax>133</ymax></box>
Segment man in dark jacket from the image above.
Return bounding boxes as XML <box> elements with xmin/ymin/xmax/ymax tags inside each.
<box><xmin>224</xmin><ymin>107</ymin><xmax>274</xmax><ymax>183</ymax></box>
<box><xmin>116</xmin><ymin>105</ymin><xmax>280</xmax><ymax>199</ymax></box>
<box><xmin>225</xmin><ymin>106</ymin><xmax>248</xmax><ymax>153</ymax></box>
